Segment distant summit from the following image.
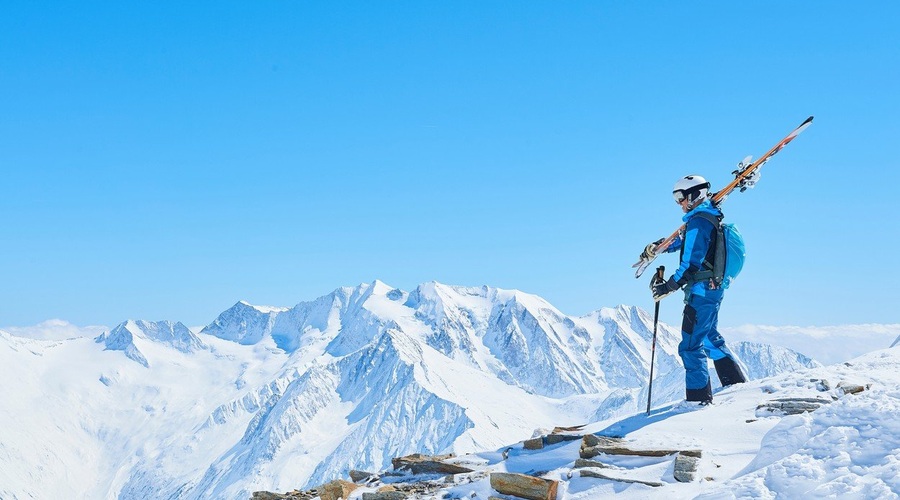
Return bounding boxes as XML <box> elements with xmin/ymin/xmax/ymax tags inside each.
<box><xmin>96</xmin><ymin>319</ymin><xmax>206</xmax><ymax>367</ymax></box>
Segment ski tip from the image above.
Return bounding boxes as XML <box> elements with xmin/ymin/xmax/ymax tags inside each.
<box><xmin>634</xmin><ymin>264</ymin><xmax>648</xmax><ymax>278</ymax></box>
<box><xmin>803</xmin><ymin>116</ymin><xmax>814</xmax><ymax>125</ymax></box>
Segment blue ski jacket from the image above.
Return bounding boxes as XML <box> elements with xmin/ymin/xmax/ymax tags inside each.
<box><xmin>664</xmin><ymin>200</ymin><xmax>722</xmax><ymax>289</ymax></box>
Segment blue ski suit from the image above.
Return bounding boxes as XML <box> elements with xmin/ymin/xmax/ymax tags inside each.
<box><xmin>664</xmin><ymin>200</ymin><xmax>746</xmax><ymax>402</ymax></box>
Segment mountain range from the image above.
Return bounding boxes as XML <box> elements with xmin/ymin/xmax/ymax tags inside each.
<box><xmin>0</xmin><ymin>281</ymin><xmax>818</xmax><ymax>499</ymax></box>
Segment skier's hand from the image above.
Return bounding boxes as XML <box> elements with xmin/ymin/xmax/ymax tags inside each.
<box><xmin>651</xmin><ymin>276</ymin><xmax>680</xmax><ymax>302</ymax></box>
<box><xmin>641</xmin><ymin>238</ymin><xmax>665</xmax><ymax>261</ymax></box>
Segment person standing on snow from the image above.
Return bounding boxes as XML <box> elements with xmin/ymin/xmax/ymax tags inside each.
<box><xmin>642</xmin><ymin>175</ymin><xmax>747</xmax><ymax>405</ymax></box>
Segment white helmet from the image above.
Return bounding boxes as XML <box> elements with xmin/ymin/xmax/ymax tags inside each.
<box><xmin>673</xmin><ymin>175</ymin><xmax>710</xmax><ymax>205</ymax></box>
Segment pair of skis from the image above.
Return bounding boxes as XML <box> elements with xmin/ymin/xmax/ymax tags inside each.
<box><xmin>632</xmin><ymin>116</ymin><xmax>814</xmax><ymax>279</ymax></box>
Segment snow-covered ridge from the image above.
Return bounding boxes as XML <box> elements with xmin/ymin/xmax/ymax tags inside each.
<box><xmin>95</xmin><ymin>319</ymin><xmax>207</xmax><ymax>367</ymax></box>
<box><xmin>238</xmin><ymin>300</ymin><xmax>290</xmax><ymax>314</ymax></box>
<box><xmin>0</xmin><ymin>281</ymin><xmax>824</xmax><ymax>499</ymax></box>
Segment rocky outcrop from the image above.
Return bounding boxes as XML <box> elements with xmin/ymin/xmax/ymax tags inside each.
<box><xmin>251</xmin><ymin>493</ymin><xmax>288</xmax><ymax>500</ymax></box>
<box><xmin>349</xmin><ymin>469</ymin><xmax>376</xmax><ymax>483</ymax></box>
<box><xmin>579</xmin><ymin>434</ymin><xmax>700</xmax><ymax>459</ymax></box>
<box><xmin>523</xmin><ymin>437</ymin><xmax>543</xmax><ymax>450</ymax></box>
<box><xmin>673</xmin><ymin>452</ymin><xmax>700</xmax><ymax>483</ymax></box>
<box><xmin>756</xmin><ymin>397</ymin><xmax>834</xmax><ymax>416</ymax></box>
<box><xmin>573</xmin><ymin>458</ymin><xmax>612</xmax><ymax>469</ymax></box>
<box><xmin>490</xmin><ymin>472</ymin><xmax>558</xmax><ymax>500</ymax></box>
<box><xmin>756</xmin><ymin>380</ymin><xmax>870</xmax><ymax>417</ymax></box>
<box><xmin>319</xmin><ymin>480</ymin><xmax>358</xmax><ymax>500</ymax></box>
<box><xmin>361</xmin><ymin>492</ymin><xmax>406</xmax><ymax>500</ymax></box>
<box><xmin>250</xmin><ymin>491</ymin><xmax>312</xmax><ymax>500</ymax></box>
<box><xmin>524</xmin><ymin>425</ymin><xmax>586</xmax><ymax>450</ymax></box>
<box><xmin>837</xmin><ymin>382</ymin><xmax>869</xmax><ymax>395</ymax></box>
<box><xmin>391</xmin><ymin>453</ymin><xmax>474</xmax><ymax>475</ymax></box>
<box><xmin>577</xmin><ymin>469</ymin><xmax>663</xmax><ymax>487</ymax></box>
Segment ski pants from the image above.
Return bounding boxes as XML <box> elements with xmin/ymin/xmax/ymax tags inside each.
<box><xmin>679</xmin><ymin>286</ymin><xmax>743</xmax><ymax>401</ymax></box>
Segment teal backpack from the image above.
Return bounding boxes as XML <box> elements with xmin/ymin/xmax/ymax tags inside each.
<box><xmin>692</xmin><ymin>212</ymin><xmax>746</xmax><ymax>289</ymax></box>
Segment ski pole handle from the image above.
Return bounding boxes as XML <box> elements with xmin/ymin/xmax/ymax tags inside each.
<box><xmin>649</xmin><ymin>265</ymin><xmax>665</xmax><ymax>287</ymax></box>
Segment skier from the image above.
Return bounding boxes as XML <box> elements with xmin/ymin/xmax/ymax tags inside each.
<box><xmin>642</xmin><ymin>175</ymin><xmax>747</xmax><ymax>405</ymax></box>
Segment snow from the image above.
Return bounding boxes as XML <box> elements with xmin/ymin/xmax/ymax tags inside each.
<box><xmin>1</xmin><ymin>281</ymin><xmax>896</xmax><ymax>499</ymax></box>
<box><xmin>705</xmin><ymin>358</ymin><xmax>900</xmax><ymax>499</ymax></box>
<box><xmin>238</xmin><ymin>301</ymin><xmax>290</xmax><ymax>314</ymax></box>
<box><xmin>422</xmin><ymin>348</ymin><xmax>900</xmax><ymax>500</ymax></box>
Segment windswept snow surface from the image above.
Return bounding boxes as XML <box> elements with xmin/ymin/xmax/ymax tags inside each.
<box><xmin>0</xmin><ymin>281</ymin><xmax>823</xmax><ymax>499</ymax></box>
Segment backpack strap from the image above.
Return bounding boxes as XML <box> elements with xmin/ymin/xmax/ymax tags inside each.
<box><xmin>688</xmin><ymin>211</ymin><xmax>724</xmax><ymax>285</ymax></box>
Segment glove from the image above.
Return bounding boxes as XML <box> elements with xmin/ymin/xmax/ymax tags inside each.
<box><xmin>640</xmin><ymin>238</ymin><xmax>665</xmax><ymax>261</ymax></box>
<box><xmin>651</xmin><ymin>276</ymin><xmax>680</xmax><ymax>302</ymax></box>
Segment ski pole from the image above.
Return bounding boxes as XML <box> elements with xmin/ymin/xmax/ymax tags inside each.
<box><xmin>647</xmin><ymin>265</ymin><xmax>665</xmax><ymax>415</ymax></box>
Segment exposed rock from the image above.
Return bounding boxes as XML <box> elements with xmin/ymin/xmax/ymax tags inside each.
<box><xmin>544</xmin><ymin>434</ymin><xmax>581</xmax><ymax>445</ymax></box>
<box><xmin>810</xmin><ymin>378</ymin><xmax>831</xmax><ymax>391</ymax></box>
<box><xmin>523</xmin><ymin>437</ymin><xmax>544</xmax><ymax>450</ymax></box>
<box><xmin>361</xmin><ymin>492</ymin><xmax>406</xmax><ymax>500</ymax></box>
<box><xmin>349</xmin><ymin>469</ymin><xmax>376</xmax><ymax>483</ymax></box>
<box><xmin>578</xmin><ymin>469</ymin><xmax>663</xmax><ymax>487</ymax></box>
<box><xmin>673</xmin><ymin>453</ymin><xmax>700</xmax><ymax>483</ymax></box>
<box><xmin>367</xmin><ymin>479</ymin><xmax>451</xmax><ymax>498</ymax></box>
<box><xmin>582</xmin><ymin>434</ymin><xmax>624</xmax><ymax>448</ymax></box>
<box><xmin>579</xmin><ymin>435</ymin><xmax>621</xmax><ymax>458</ymax></box>
<box><xmin>756</xmin><ymin>397</ymin><xmax>832</xmax><ymax>416</ymax></box>
<box><xmin>320</xmin><ymin>480</ymin><xmax>358</xmax><ymax>500</ymax></box>
<box><xmin>490</xmin><ymin>472</ymin><xmax>558</xmax><ymax>500</ymax></box>
<box><xmin>252</xmin><ymin>490</ymin><xmax>313</xmax><ymax>500</ymax></box>
<box><xmin>525</xmin><ymin>426</ymin><xmax>585</xmax><ymax>450</ymax></box>
<box><xmin>391</xmin><ymin>453</ymin><xmax>474</xmax><ymax>475</ymax></box>
<box><xmin>552</xmin><ymin>424</ymin><xmax>586</xmax><ymax>433</ymax></box>
<box><xmin>580</xmin><ymin>435</ymin><xmax>697</xmax><ymax>459</ymax></box>
<box><xmin>573</xmin><ymin>458</ymin><xmax>612</xmax><ymax>469</ymax></box>
<box><xmin>837</xmin><ymin>382</ymin><xmax>868</xmax><ymax>395</ymax></box>
<box><xmin>251</xmin><ymin>493</ymin><xmax>287</xmax><ymax>500</ymax></box>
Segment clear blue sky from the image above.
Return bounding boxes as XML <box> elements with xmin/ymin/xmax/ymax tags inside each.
<box><xmin>2</xmin><ymin>2</ymin><xmax>898</xmax><ymax>329</ymax></box>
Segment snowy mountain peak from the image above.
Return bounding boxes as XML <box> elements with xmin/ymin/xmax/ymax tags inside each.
<box><xmin>407</xmin><ymin>282</ymin><xmax>561</xmax><ymax>322</ymax></box>
<box><xmin>366</xmin><ymin>279</ymin><xmax>395</xmax><ymax>295</ymax></box>
<box><xmin>202</xmin><ymin>301</ymin><xmax>284</xmax><ymax>345</ymax></box>
<box><xmin>237</xmin><ymin>300</ymin><xmax>289</xmax><ymax>314</ymax></box>
<box><xmin>597</xmin><ymin>304</ymin><xmax>651</xmax><ymax>328</ymax></box>
<box><xmin>95</xmin><ymin>319</ymin><xmax>206</xmax><ymax>367</ymax></box>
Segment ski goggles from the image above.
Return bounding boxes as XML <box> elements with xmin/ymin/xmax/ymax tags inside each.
<box><xmin>673</xmin><ymin>191</ymin><xmax>687</xmax><ymax>204</ymax></box>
